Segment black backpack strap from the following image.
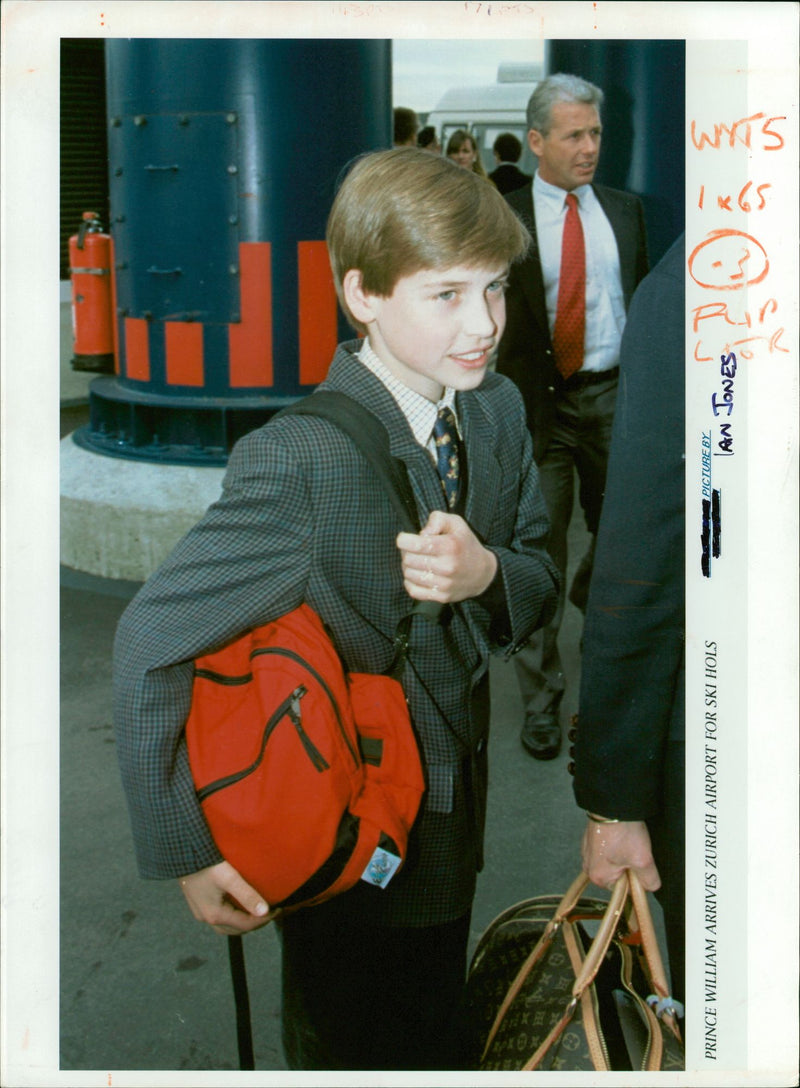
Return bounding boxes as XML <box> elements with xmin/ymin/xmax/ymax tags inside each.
<box><xmin>276</xmin><ymin>390</ymin><xmax>420</xmax><ymax>534</ymax></box>
<box><xmin>277</xmin><ymin>390</ymin><xmax>443</xmax><ymax>633</ymax></box>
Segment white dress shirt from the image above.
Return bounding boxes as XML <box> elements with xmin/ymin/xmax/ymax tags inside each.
<box><xmin>532</xmin><ymin>173</ymin><xmax>627</xmax><ymax>373</ymax></box>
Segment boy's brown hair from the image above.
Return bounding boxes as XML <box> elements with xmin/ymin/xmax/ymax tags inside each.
<box><xmin>326</xmin><ymin>147</ymin><xmax>530</xmax><ymax>333</ymax></box>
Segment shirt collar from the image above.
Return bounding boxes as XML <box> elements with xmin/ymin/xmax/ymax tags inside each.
<box><xmin>358</xmin><ymin>339</ymin><xmax>459</xmax><ymax>448</ymax></box>
<box><xmin>533</xmin><ymin>172</ymin><xmax>593</xmax><ymax>208</ymax></box>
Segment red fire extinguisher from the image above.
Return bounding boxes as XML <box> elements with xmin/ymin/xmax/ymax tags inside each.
<box><xmin>69</xmin><ymin>211</ymin><xmax>116</xmax><ymax>373</ymax></box>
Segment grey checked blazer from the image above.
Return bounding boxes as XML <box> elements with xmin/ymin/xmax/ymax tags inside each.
<box><xmin>113</xmin><ymin>342</ymin><xmax>559</xmax><ymax>926</ymax></box>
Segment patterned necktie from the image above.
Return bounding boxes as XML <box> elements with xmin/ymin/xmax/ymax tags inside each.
<box><xmin>432</xmin><ymin>406</ymin><xmax>461</xmax><ymax>510</ymax></box>
<box><xmin>552</xmin><ymin>192</ymin><xmax>586</xmax><ymax>380</ymax></box>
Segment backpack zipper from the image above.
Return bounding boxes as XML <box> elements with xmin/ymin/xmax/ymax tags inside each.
<box><xmin>287</xmin><ymin>693</ymin><xmax>330</xmax><ymax>771</ymax></box>
<box><xmin>194</xmin><ymin>665</ymin><xmax>252</xmax><ymax>685</ymax></box>
<box><xmin>196</xmin><ymin>685</ymin><xmax>326</xmax><ymax>800</ymax></box>
<box><xmin>250</xmin><ymin>646</ymin><xmax>360</xmax><ymax>767</ymax></box>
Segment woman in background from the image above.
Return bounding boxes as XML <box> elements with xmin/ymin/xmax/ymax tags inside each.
<box><xmin>446</xmin><ymin>130</ymin><xmax>490</xmax><ymax>180</ymax></box>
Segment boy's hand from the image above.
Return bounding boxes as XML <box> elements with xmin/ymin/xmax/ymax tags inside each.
<box><xmin>178</xmin><ymin>860</ymin><xmax>272</xmax><ymax>935</ymax></box>
<box><xmin>396</xmin><ymin>511</ymin><xmax>498</xmax><ymax>604</ymax></box>
<box><xmin>581</xmin><ymin>819</ymin><xmax>662</xmax><ymax>892</ymax></box>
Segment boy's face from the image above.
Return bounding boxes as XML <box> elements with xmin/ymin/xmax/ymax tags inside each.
<box><xmin>346</xmin><ymin>264</ymin><xmax>508</xmax><ymax>402</ymax></box>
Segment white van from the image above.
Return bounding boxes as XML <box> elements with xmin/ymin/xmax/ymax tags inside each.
<box><xmin>426</xmin><ymin>63</ymin><xmax>541</xmax><ymax>176</ymax></box>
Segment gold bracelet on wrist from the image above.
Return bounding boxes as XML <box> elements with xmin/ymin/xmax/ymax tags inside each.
<box><xmin>586</xmin><ymin>811</ymin><xmax>620</xmax><ymax>825</ymax></box>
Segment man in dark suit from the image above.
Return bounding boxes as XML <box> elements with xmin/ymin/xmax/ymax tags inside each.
<box><xmin>496</xmin><ymin>73</ymin><xmax>649</xmax><ymax>760</ymax></box>
<box><xmin>488</xmin><ymin>132</ymin><xmax>532</xmax><ymax>195</ymax></box>
<box><xmin>573</xmin><ymin>234</ymin><xmax>686</xmax><ymax>1009</ymax></box>
<box><xmin>113</xmin><ymin>148</ymin><xmax>558</xmax><ymax>1070</ymax></box>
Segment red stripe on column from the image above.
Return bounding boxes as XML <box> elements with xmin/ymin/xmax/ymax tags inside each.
<box><xmin>109</xmin><ymin>236</ymin><xmax>120</xmax><ymax>374</ymax></box>
<box><xmin>124</xmin><ymin>317</ymin><xmax>150</xmax><ymax>381</ymax></box>
<box><xmin>229</xmin><ymin>242</ymin><xmax>273</xmax><ymax>388</ymax></box>
<box><xmin>298</xmin><ymin>240</ymin><xmax>338</xmax><ymax>385</ymax></box>
<box><xmin>165</xmin><ymin>322</ymin><xmax>204</xmax><ymax>386</ymax></box>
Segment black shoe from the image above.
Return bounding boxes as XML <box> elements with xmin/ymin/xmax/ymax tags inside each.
<box><xmin>520</xmin><ymin>711</ymin><xmax>562</xmax><ymax>760</ymax></box>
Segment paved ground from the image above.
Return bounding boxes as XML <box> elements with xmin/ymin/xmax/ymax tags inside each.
<box><xmin>58</xmin><ymin>358</ymin><xmax>668</xmax><ymax>1073</ymax></box>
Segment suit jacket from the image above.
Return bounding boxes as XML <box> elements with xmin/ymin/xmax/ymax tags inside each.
<box><xmin>572</xmin><ymin>235</ymin><xmax>685</xmax><ymax>820</ymax></box>
<box><xmin>488</xmin><ymin>162</ymin><xmax>532</xmax><ymax>196</ymax></box>
<box><xmin>496</xmin><ymin>181</ymin><xmax>650</xmax><ymax>462</ymax></box>
<box><xmin>113</xmin><ymin>342</ymin><xmax>559</xmax><ymax>926</ymax></box>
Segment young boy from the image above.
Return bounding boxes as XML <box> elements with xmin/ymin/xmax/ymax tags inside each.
<box><xmin>113</xmin><ymin>147</ymin><xmax>559</xmax><ymax>1070</ymax></box>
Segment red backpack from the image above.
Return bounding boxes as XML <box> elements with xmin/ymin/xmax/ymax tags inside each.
<box><xmin>185</xmin><ymin>392</ymin><xmax>432</xmax><ymax>918</ymax></box>
<box><xmin>186</xmin><ymin>603</ymin><xmax>424</xmax><ymax>914</ymax></box>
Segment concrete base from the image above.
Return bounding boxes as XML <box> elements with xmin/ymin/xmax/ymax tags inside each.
<box><xmin>60</xmin><ymin>434</ymin><xmax>224</xmax><ymax>581</ymax></box>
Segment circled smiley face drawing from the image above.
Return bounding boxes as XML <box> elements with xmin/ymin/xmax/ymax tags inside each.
<box><xmin>689</xmin><ymin>229</ymin><xmax>769</xmax><ymax>291</ymax></box>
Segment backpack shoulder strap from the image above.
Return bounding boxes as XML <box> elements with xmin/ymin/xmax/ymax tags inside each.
<box><xmin>276</xmin><ymin>390</ymin><xmax>443</xmax><ymax>632</ymax></box>
<box><xmin>276</xmin><ymin>390</ymin><xmax>420</xmax><ymax>534</ymax></box>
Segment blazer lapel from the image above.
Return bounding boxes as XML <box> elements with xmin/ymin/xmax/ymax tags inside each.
<box><xmin>457</xmin><ymin>388</ymin><xmax>501</xmax><ymax>537</ymax></box>
<box><xmin>593</xmin><ymin>184</ymin><xmax>637</xmax><ymax>305</ymax></box>
<box><xmin>392</xmin><ymin>433</ymin><xmax>446</xmax><ymax>524</ymax></box>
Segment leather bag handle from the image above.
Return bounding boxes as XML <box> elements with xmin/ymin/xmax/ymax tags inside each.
<box><xmin>518</xmin><ymin>874</ymin><xmax>631</xmax><ymax>1070</ymax></box>
<box><xmin>481</xmin><ymin>870</ymin><xmax>681</xmax><ymax>1070</ymax></box>
<box><xmin>628</xmin><ymin>869</ymin><xmax>670</xmax><ymax>1000</ymax></box>
<box><xmin>569</xmin><ymin>872</ymin><xmax>631</xmax><ymax>996</ymax></box>
<box><xmin>523</xmin><ymin>871</ymin><xmax>683</xmax><ymax>1070</ymax></box>
<box><xmin>479</xmin><ymin>871</ymin><xmax>592</xmax><ymax>1060</ymax></box>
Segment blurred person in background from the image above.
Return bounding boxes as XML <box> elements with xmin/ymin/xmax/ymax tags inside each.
<box><xmin>417</xmin><ymin>125</ymin><xmax>441</xmax><ymax>154</ymax></box>
<box><xmin>393</xmin><ymin>106</ymin><xmax>419</xmax><ymax>147</ymax></box>
<box><xmin>488</xmin><ymin>132</ymin><xmax>531</xmax><ymax>195</ymax></box>
<box><xmin>446</xmin><ymin>130</ymin><xmax>490</xmax><ymax>180</ymax></box>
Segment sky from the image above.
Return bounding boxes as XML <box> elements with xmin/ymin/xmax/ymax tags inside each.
<box><xmin>391</xmin><ymin>38</ymin><xmax>545</xmax><ymax>115</ymax></box>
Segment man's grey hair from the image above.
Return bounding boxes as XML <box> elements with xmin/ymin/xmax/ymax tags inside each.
<box><xmin>526</xmin><ymin>73</ymin><xmax>604</xmax><ymax>136</ymax></box>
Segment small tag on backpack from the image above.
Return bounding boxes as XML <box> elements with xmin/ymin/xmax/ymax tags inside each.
<box><xmin>360</xmin><ymin>846</ymin><xmax>402</xmax><ymax>888</ymax></box>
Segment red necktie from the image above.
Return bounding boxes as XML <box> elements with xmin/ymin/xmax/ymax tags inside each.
<box><xmin>552</xmin><ymin>192</ymin><xmax>586</xmax><ymax>380</ymax></box>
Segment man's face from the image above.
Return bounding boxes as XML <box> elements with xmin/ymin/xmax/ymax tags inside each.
<box><xmin>348</xmin><ymin>264</ymin><xmax>509</xmax><ymax>402</ymax></box>
<box><xmin>528</xmin><ymin>101</ymin><xmax>602</xmax><ymax>191</ymax></box>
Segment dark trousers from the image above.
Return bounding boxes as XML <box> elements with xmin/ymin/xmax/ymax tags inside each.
<box><xmin>278</xmin><ymin>889</ymin><xmax>472</xmax><ymax>1070</ymax></box>
<box><xmin>515</xmin><ymin>375</ymin><xmax>618</xmax><ymax>715</ymax></box>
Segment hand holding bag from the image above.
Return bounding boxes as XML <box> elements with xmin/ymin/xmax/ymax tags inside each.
<box><xmin>463</xmin><ymin>870</ymin><xmax>684</xmax><ymax>1071</ymax></box>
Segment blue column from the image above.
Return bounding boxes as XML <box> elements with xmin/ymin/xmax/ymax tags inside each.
<box><xmin>76</xmin><ymin>39</ymin><xmax>391</xmax><ymax>465</ymax></box>
<box><xmin>546</xmin><ymin>40</ymin><xmax>685</xmax><ymax>264</ymax></box>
